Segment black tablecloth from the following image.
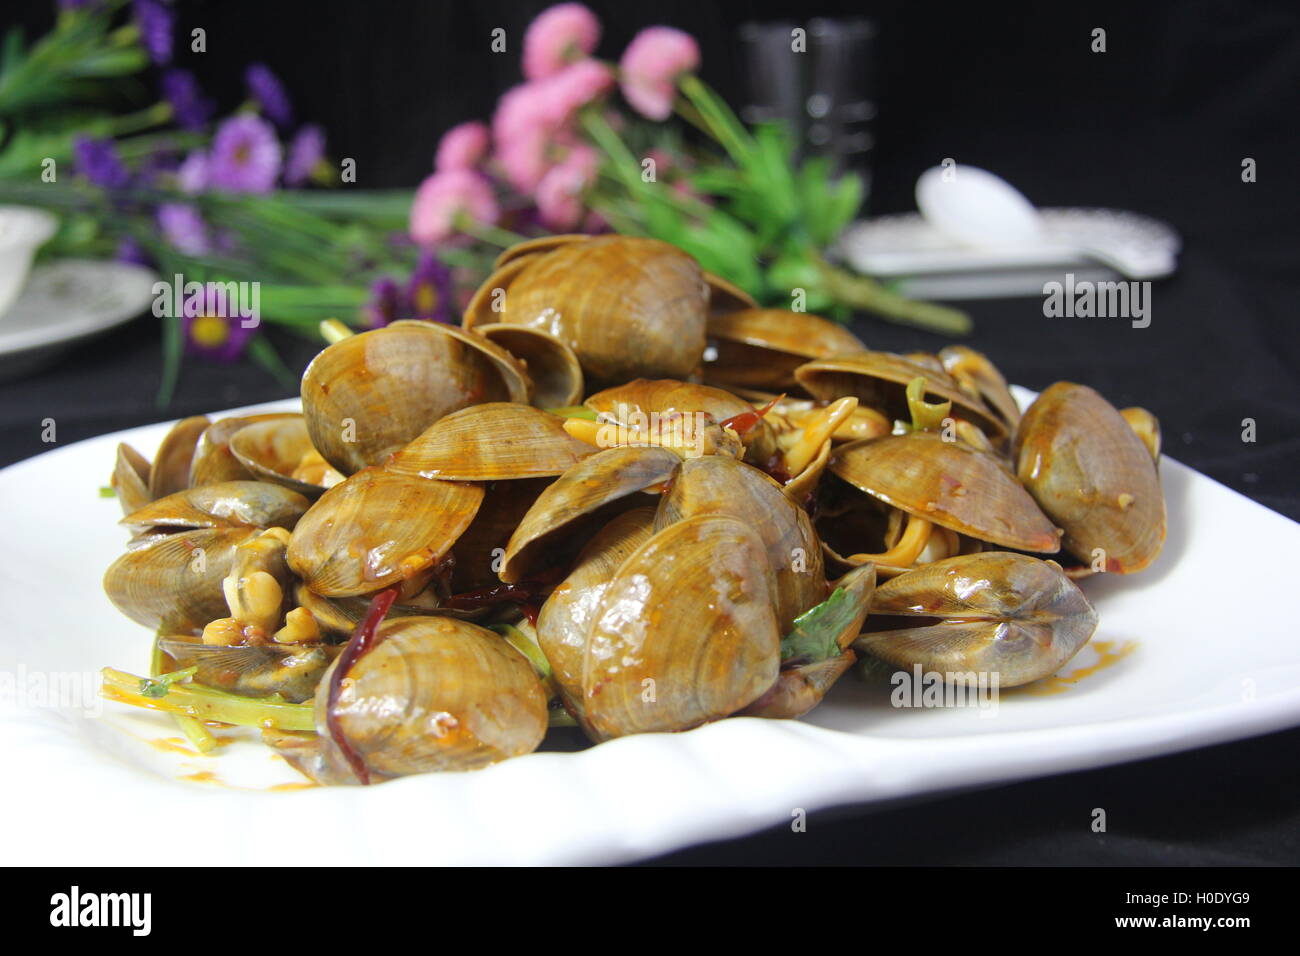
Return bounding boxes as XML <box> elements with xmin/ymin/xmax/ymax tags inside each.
<box><xmin>2</xmin><ymin>0</ymin><xmax>1297</xmax><ymax>866</ymax></box>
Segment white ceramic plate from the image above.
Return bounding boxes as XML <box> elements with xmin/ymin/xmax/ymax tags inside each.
<box><xmin>2</xmin><ymin>393</ymin><xmax>1298</xmax><ymax>866</ymax></box>
<box><xmin>0</xmin><ymin>259</ymin><xmax>157</xmax><ymax>376</ymax></box>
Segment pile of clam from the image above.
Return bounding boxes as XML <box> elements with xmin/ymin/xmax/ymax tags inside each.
<box><xmin>103</xmin><ymin>235</ymin><xmax>1166</xmax><ymax>784</ymax></box>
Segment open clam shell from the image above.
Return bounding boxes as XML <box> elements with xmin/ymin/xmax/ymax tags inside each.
<box><xmin>286</xmin><ymin>467</ymin><xmax>483</xmax><ymax>597</ymax></box>
<box><xmin>704</xmin><ymin>308</ymin><xmax>868</xmax><ymax>391</ymax></box>
<box><xmin>830</xmin><ymin>432</ymin><xmax>1061</xmax><ymax>553</ymax></box>
<box><xmin>388</xmin><ymin>403</ymin><xmax>595</xmax><ymax>481</ymax></box>
<box><xmin>474</xmin><ymin>323</ymin><xmax>584</xmax><ymax>409</ymax></box>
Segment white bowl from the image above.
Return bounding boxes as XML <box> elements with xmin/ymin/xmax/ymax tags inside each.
<box><xmin>0</xmin><ymin>206</ymin><xmax>59</xmax><ymax>318</ymax></box>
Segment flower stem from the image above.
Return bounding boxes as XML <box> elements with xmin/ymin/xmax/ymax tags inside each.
<box><xmin>816</xmin><ymin>256</ymin><xmax>973</xmax><ymax>335</ymax></box>
<box><xmin>454</xmin><ymin>215</ymin><xmax>527</xmax><ymax>248</ymax></box>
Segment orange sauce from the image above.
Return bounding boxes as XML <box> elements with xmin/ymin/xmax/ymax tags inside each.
<box><xmin>1010</xmin><ymin>639</ymin><xmax>1138</xmax><ymax>697</ymax></box>
<box><xmin>149</xmin><ymin>737</ymin><xmax>198</xmax><ymax>756</ymax></box>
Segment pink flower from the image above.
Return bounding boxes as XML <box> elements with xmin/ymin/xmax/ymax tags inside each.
<box><xmin>435</xmin><ymin>121</ymin><xmax>490</xmax><ymax>172</ymax></box>
<box><xmin>523</xmin><ymin>3</ymin><xmax>601</xmax><ymax>80</ymax></box>
<box><xmin>176</xmin><ymin>150</ymin><xmax>208</xmax><ymax>194</ymax></box>
<box><xmin>538</xmin><ymin>59</ymin><xmax>614</xmax><ymax>125</ymax></box>
<box><xmin>619</xmin><ymin>26</ymin><xmax>700</xmax><ymax>121</ymax></box>
<box><xmin>409</xmin><ymin>169</ymin><xmax>500</xmax><ymax>245</ymax></box>
<box><xmin>535</xmin><ymin>145</ymin><xmax>599</xmax><ymax>231</ymax></box>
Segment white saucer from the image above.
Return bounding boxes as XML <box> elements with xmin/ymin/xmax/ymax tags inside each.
<box><xmin>0</xmin><ymin>259</ymin><xmax>158</xmax><ymax>374</ymax></box>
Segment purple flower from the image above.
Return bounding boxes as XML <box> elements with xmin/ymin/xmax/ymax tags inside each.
<box><xmin>72</xmin><ymin>136</ymin><xmax>130</xmax><ymax>189</ymax></box>
<box><xmin>183</xmin><ymin>284</ymin><xmax>256</xmax><ymax>362</ymax></box>
<box><xmin>407</xmin><ymin>251</ymin><xmax>454</xmax><ymax>323</ymax></box>
<box><xmin>284</xmin><ymin>124</ymin><xmax>325</xmax><ymax>186</ymax></box>
<box><xmin>114</xmin><ymin>236</ymin><xmax>152</xmax><ymax>268</ymax></box>
<box><xmin>245</xmin><ymin>63</ymin><xmax>293</xmax><ymax>129</ymax></box>
<box><xmin>208</xmin><ymin>114</ymin><xmax>281</xmax><ymax>194</ymax></box>
<box><xmin>175</xmin><ymin>150</ymin><xmax>208</xmax><ymax>193</ymax></box>
<box><xmin>132</xmin><ymin>0</ymin><xmax>173</xmax><ymax>66</ymax></box>
<box><xmin>363</xmin><ymin>277</ymin><xmax>402</xmax><ymax>329</ymax></box>
<box><xmin>157</xmin><ymin>202</ymin><xmax>210</xmax><ymax>255</ymax></box>
<box><xmin>161</xmin><ymin>69</ymin><xmax>214</xmax><ymax>131</ymax></box>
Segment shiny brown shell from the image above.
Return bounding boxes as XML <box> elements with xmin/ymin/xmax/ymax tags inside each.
<box><xmin>831</xmin><ymin>432</ymin><xmax>1061</xmax><ymax>553</ymax></box>
<box><xmin>286</xmin><ymin>466</ymin><xmax>483</xmax><ymax>597</ymax></box>
<box><xmin>1015</xmin><ymin>382</ymin><xmax>1165</xmax><ymax>573</ymax></box>
<box><xmin>316</xmin><ymin>616</ymin><xmax>548</xmax><ymax>778</ymax></box>
<box><xmin>500</xmin><ymin>445</ymin><xmax>679</xmax><ymax>584</ymax></box>
<box><xmin>228</xmin><ymin>415</ymin><xmax>333</xmax><ymax>498</ymax></box>
<box><xmin>465</xmin><ymin>236</ymin><xmax>708</xmax><ymax>384</ymax></box>
<box><xmin>474</xmin><ymin>323</ymin><xmax>584</xmax><ymax>409</ymax></box>
<box><xmin>301</xmin><ymin>321</ymin><xmax>527</xmax><ymax>476</ymax></box>
<box><xmin>704</xmin><ymin>308</ymin><xmax>868</xmax><ymax>390</ymax></box>
<box><xmin>120</xmin><ymin>480</ymin><xmax>310</xmax><ymax>536</ymax></box>
<box><xmin>388</xmin><ymin>403</ymin><xmax>595</xmax><ymax>481</ymax></box>
<box><xmin>795</xmin><ymin>351</ymin><xmax>1007</xmax><ymax>440</ymax></box>
<box><xmin>581</xmin><ymin>514</ymin><xmax>781</xmax><ymax>741</ymax></box>
<box><xmin>654</xmin><ymin>455</ymin><xmax>825</xmax><ymax>633</ymax></box>
<box><xmin>856</xmin><ymin>552</ymin><xmax>1098</xmax><ymax>687</ymax></box>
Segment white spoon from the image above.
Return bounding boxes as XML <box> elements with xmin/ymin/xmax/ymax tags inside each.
<box><xmin>915</xmin><ymin>165</ymin><xmax>1177</xmax><ymax>279</ymax></box>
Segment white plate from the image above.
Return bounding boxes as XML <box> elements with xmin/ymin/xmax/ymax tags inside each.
<box><xmin>2</xmin><ymin>393</ymin><xmax>1298</xmax><ymax>866</ymax></box>
<box><xmin>0</xmin><ymin>259</ymin><xmax>157</xmax><ymax>372</ymax></box>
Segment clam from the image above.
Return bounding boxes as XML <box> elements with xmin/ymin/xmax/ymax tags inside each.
<box><xmin>463</xmin><ymin>235</ymin><xmax>709</xmax><ymax>384</ymax></box>
<box><xmin>855</xmin><ymin>552</ymin><xmax>1098</xmax><ymax>687</ymax></box>
<box><xmin>228</xmin><ymin>415</ymin><xmax>342</xmax><ymax>498</ymax></box>
<box><xmin>583</xmin><ymin>378</ymin><xmax>777</xmax><ymax>466</ymax></box>
<box><xmin>287</xmin><ymin>466</ymin><xmax>483</xmax><ymax>597</ymax></box>
<box><xmin>796</xmin><ymin>351</ymin><xmax>1007</xmax><ymax>441</ymax></box>
<box><xmin>1015</xmin><ymin>383</ymin><xmax>1165</xmax><ymax>573</ymax></box>
<box><xmin>388</xmin><ymin>403</ymin><xmax>595</xmax><ymax>481</ymax></box>
<box><xmin>104</xmin><ymin>526</ymin><xmax>254</xmax><ymax>633</ymax></box>
<box><xmin>536</xmin><ymin>507</ymin><xmax>658</xmax><ymax>722</ymax></box>
<box><xmin>581</xmin><ymin>514</ymin><xmax>781</xmax><ymax>740</ymax></box>
<box><xmin>830</xmin><ymin>432</ymin><xmax>1061</xmax><ymax>554</ymax></box>
<box><xmin>301</xmin><ymin>320</ymin><xmax>528</xmax><ymax>476</ymax></box>
<box><xmin>654</xmin><ymin>455</ymin><xmax>825</xmax><ymax>633</ymax></box>
<box><xmin>111</xmin><ymin>443</ymin><xmax>152</xmax><ymax>517</ymax></box>
<box><xmin>939</xmin><ymin>345</ymin><xmax>1021</xmax><ymax>431</ymax></box>
<box><xmin>704</xmin><ymin>308</ymin><xmax>868</xmax><ymax>391</ymax></box>
<box><xmin>500</xmin><ymin>445</ymin><xmax>679</xmax><ymax>584</ymax></box>
<box><xmin>157</xmin><ymin>635</ymin><xmax>331</xmax><ymax>703</ymax></box>
<box><xmin>120</xmin><ymin>480</ymin><xmax>310</xmax><ymax>536</ymax></box>
<box><xmin>148</xmin><ymin>416</ymin><xmax>210</xmax><ymax>500</ymax></box>
<box><xmin>315</xmin><ymin>615</ymin><xmax>549</xmax><ymax>780</ymax></box>
<box><xmin>473</xmin><ymin>323</ymin><xmax>584</xmax><ymax>409</ymax></box>
<box><xmin>188</xmin><ymin>413</ymin><xmax>300</xmax><ymax>487</ymax></box>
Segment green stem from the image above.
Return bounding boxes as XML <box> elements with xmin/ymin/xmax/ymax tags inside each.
<box><xmin>817</xmin><ymin>257</ymin><xmax>973</xmax><ymax>335</ymax></box>
<box><xmin>150</xmin><ymin>641</ymin><xmax>218</xmax><ymax>753</ymax></box>
<box><xmin>455</xmin><ymin>214</ymin><xmax>528</xmax><ymax>248</ymax></box>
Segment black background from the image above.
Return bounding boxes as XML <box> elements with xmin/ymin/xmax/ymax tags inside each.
<box><xmin>1</xmin><ymin>0</ymin><xmax>1297</xmax><ymax>865</ymax></box>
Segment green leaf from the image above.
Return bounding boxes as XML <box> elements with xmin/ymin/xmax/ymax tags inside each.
<box><xmin>139</xmin><ymin>666</ymin><xmax>197</xmax><ymax>699</ymax></box>
<box><xmin>781</xmin><ymin>588</ymin><xmax>858</xmax><ymax>665</ymax></box>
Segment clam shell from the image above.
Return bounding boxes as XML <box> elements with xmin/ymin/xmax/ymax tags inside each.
<box><xmin>287</xmin><ymin>467</ymin><xmax>483</xmax><ymax>597</ymax></box>
<box><xmin>705</xmin><ymin>309</ymin><xmax>868</xmax><ymax>390</ymax></box>
<box><xmin>581</xmin><ymin>513</ymin><xmax>781</xmax><ymax>740</ymax></box>
<box><xmin>388</xmin><ymin>403</ymin><xmax>595</xmax><ymax>481</ymax></box>
<box><xmin>228</xmin><ymin>416</ymin><xmax>331</xmax><ymax>498</ymax></box>
<box><xmin>111</xmin><ymin>443</ymin><xmax>152</xmax><ymax>517</ymax></box>
<box><xmin>104</xmin><ymin>526</ymin><xmax>254</xmax><ymax>633</ymax></box>
<box><xmin>316</xmin><ymin>616</ymin><xmax>548</xmax><ymax>777</ymax></box>
<box><xmin>1015</xmin><ymin>382</ymin><xmax>1165</xmax><ymax>573</ymax></box>
<box><xmin>301</xmin><ymin>322</ymin><xmax>526</xmax><ymax>476</ymax></box>
<box><xmin>536</xmin><ymin>507</ymin><xmax>658</xmax><ymax>722</ymax></box>
<box><xmin>796</xmin><ymin>351</ymin><xmax>1006</xmax><ymax>440</ymax></box>
<box><xmin>501</xmin><ymin>445</ymin><xmax>679</xmax><ymax>584</ymax></box>
<box><xmin>655</xmin><ymin>455</ymin><xmax>825</xmax><ymax>633</ymax></box>
<box><xmin>475</xmin><ymin>236</ymin><xmax>708</xmax><ymax>383</ymax></box>
<box><xmin>474</xmin><ymin>323</ymin><xmax>584</xmax><ymax>409</ymax></box>
<box><xmin>121</xmin><ymin>480</ymin><xmax>310</xmax><ymax>535</ymax></box>
<box><xmin>856</xmin><ymin>552</ymin><xmax>1098</xmax><ymax>687</ymax></box>
<box><xmin>831</xmin><ymin>432</ymin><xmax>1061</xmax><ymax>553</ymax></box>
<box><xmin>188</xmin><ymin>413</ymin><xmax>300</xmax><ymax>487</ymax></box>
<box><xmin>148</xmin><ymin>416</ymin><xmax>210</xmax><ymax>499</ymax></box>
